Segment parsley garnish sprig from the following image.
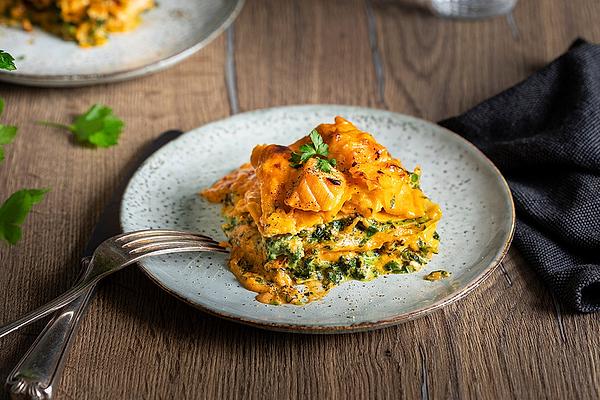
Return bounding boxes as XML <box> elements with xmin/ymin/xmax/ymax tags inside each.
<box><xmin>290</xmin><ymin>129</ymin><xmax>337</xmax><ymax>173</ymax></box>
<box><xmin>0</xmin><ymin>50</ymin><xmax>16</xmax><ymax>71</ymax></box>
<box><xmin>37</xmin><ymin>104</ymin><xmax>124</xmax><ymax>148</ymax></box>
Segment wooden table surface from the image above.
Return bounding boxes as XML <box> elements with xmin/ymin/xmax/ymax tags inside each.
<box><xmin>1</xmin><ymin>1</ymin><xmax>599</xmax><ymax>399</ymax></box>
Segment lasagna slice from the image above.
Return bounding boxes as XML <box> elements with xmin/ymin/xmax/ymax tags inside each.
<box><xmin>202</xmin><ymin>117</ymin><xmax>442</xmax><ymax>305</ymax></box>
<box><xmin>0</xmin><ymin>0</ymin><xmax>153</xmax><ymax>46</ymax></box>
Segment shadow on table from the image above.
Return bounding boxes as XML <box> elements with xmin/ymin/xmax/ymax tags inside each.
<box><xmin>104</xmin><ymin>265</ymin><xmax>329</xmax><ymax>342</ymax></box>
<box><xmin>372</xmin><ymin>0</ymin><xmax>433</xmax><ymax>18</ymax></box>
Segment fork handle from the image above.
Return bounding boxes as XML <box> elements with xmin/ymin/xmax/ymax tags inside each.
<box><xmin>5</xmin><ymin>258</ymin><xmax>97</xmax><ymax>400</ymax></box>
<box><xmin>0</xmin><ymin>267</ymin><xmax>101</xmax><ymax>340</ymax></box>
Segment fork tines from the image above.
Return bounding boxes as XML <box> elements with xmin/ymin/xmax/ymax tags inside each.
<box><xmin>116</xmin><ymin>230</ymin><xmax>228</xmax><ymax>255</ymax></box>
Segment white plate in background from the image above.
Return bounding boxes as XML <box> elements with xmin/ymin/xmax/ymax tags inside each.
<box><xmin>0</xmin><ymin>0</ymin><xmax>244</xmax><ymax>87</ymax></box>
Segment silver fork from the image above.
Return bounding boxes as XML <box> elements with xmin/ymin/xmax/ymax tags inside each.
<box><xmin>0</xmin><ymin>229</ymin><xmax>227</xmax><ymax>339</ymax></box>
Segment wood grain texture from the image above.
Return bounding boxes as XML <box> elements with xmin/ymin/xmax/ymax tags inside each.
<box><xmin>1</xmin><ymin>0</ymin><xmax>599</xmax><ymax>399</ymax></box>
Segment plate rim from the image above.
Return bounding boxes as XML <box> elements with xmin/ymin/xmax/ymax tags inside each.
<box><xmin>120</xmin><ymin>104</ymin><xmax>516</xmax><ymax>334</ymax></box>
<box><xmin>0</xmin><ymin>0</ymin><xmax>245</xmax><ymax>87</ymax></box>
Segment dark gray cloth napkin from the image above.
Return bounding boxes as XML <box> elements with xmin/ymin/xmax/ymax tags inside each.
<box><xmin>440</xmin><ymin>39</ymin><xmax>600</xmax><ymax>313</ymax></box>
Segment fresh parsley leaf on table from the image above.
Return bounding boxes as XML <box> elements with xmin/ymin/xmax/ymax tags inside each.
<box><xmin>0</xmin><ymin>98</ymin><xmax>18</xmax><ymax>162</ymax></box>
<box><xmin>290</xmin><ymin>129</ymin><xmax>337</xmax><ymax>172</ymax></box>
<box><xmin>37</xmin><ymin>104</ymin><xmax>124</xmax><ymax>148</ymax></box>
<box><xmin>0</xmin><ymin>188</ymin><xmax>49</xmax><ymax>245</ymax></box>
<box><xmin>0</xmin><ymin>50</ymin><xmax>16</xmax><ymax>71</ymax></box>
<box><xmin>0</xmin><ymin>98</ymin><xmax>48</xmax><ymax>245</ymax></box>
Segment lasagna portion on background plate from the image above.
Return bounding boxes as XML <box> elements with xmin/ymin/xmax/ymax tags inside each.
<box><xmin>202</xmin><ymin>117</ymin><xmax>442</xmax><ymax>305</ymax></box>
<box><xmin>0</xmin><ymin>0</ymin><xmax>153</xmax><ymax>46</ymax></box>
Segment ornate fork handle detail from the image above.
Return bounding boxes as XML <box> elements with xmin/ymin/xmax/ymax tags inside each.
<box><xmin>6</xmin><ymin>257</ymin><xmax>96</xmax><ymax>400</ymax></box>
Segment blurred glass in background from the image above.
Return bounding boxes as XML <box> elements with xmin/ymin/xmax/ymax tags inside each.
<box><xmin>430</xmin><ymin>0</ymin><xmax>518</xmax><ymax>18</ymax></box>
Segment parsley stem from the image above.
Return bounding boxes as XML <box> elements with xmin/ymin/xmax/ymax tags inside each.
<box><xmin>35</xmin><ymin>120</ymin><xmax>74</xmax><ymax>131</ymax></box>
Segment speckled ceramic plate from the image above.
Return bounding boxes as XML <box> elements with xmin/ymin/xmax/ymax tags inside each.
<box><xmin>120</xmin><ymin>105</ymin><xmax>515</xmax><ymax>334</ymax></box>
<box><xmin>0</xmin><ymin>0</ymin><xmax>244</xmax><ymax>87</ymax></box>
